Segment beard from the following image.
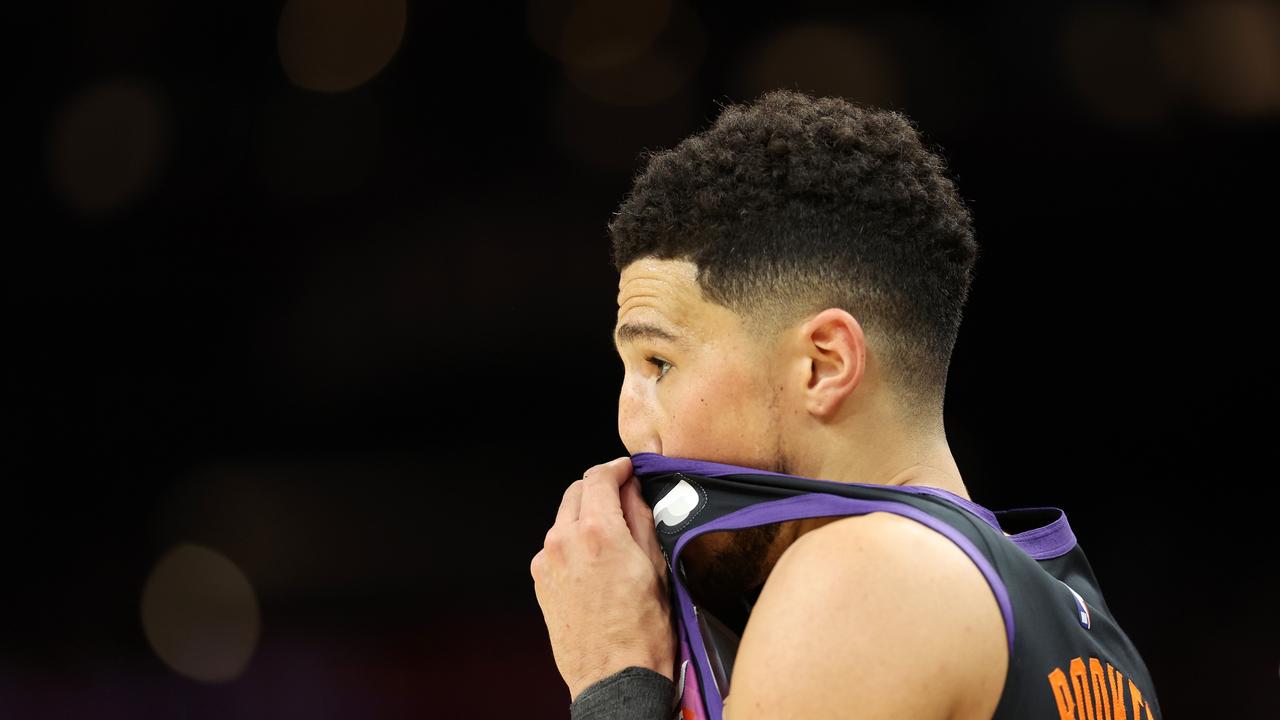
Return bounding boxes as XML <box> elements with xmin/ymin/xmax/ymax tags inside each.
<box><xmin>682</xmin><ymin>521</ymin><xmax>782</xmax><ymax>634</ymax></box>
<box><xmin>683</xmin><ymin>413</ymin><xmax>794</xmax><ymax>631</ymax></box>
<box><xmin>685</xmin><ymin>522</ymin><xmax>781</xmax><ymax>596</ymax></box>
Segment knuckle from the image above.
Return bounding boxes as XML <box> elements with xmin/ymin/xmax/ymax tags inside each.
<box><xmin>578</xmin><ymin>516</ymin><xmax>608</xmax><ymax>538</ymax></box>
<box><xmin>584</xmin><ymin>464</ymin><xmax>621</xmax><ymax>484</ymax></box>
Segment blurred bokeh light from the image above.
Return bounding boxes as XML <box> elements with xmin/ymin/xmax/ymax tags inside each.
<box><xmin>736</xmin><ymin>23</ymin><xmax>901</xmax><ymax>111</ymax></box>
<box><xmin>1171</xmin><ymin>0</ymin><xmax>1280</xmax><ymax>118</ymax></box>
<box><xmin>13</xmin><ymin>2</ymin><xmax>1280</xmax><ymax>717</ymax></box>
<box><xmin>551</xmin><ymin>82</ymin><xmax>700</xmax><ymax>171</ymax></box>
<box><xmin>277</xmin><ymin>0</ymin><xmax>407</xmax><ymax>93</ymax></box>
<box><xmin>1060</xmin><ymin>1</ymin><xmax>1280</xmax><ymax>127</ymax></box>
<box><xmin>1059</xmin><ymin>5</ymin><xmax>1177</xmax><ymax>128</ymax></box>
<box><xmin>557</xmin><ymin>0</ymin><xmax>671</xmax><ymax>71</ymax></box>
<box><xmin>529</xmin><ymin>0</ymin><xmax>704</xmax><ymax>106</ymax></box>
<box><xmin>141</xmin><ymin>544</ymin><xmax>261</xmax><ymax>684</ymax></box>
<box><xmin>46</xmin><ymin>77</ymin><xmax>170</xmax><ymax>215</ymax></box>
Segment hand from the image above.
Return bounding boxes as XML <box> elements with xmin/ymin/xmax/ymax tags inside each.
<box><xmin>530</xmin><ymin>456</ymin><xmax>677</xmax><ymax>701</ymax></box>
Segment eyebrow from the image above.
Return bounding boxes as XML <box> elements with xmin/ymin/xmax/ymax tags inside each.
<box><xmin>613</xmin><ymin>322</ymin><xmax>686</xmax><ymax>350</ymax></box>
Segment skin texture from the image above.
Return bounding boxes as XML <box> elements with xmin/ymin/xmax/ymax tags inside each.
<box><xmin>530</xmin><ymin>457</ymin><xmax>676</xmax><ymax>700</ymax></box>
<box><xmin>531</xmin><ymin>257</ymin><xmax>1007</xmax><ymax>716</ymax></box>
<box><xmin>728</xmin><ymin>513</ymin><xmax>1008</xmax><ymax>719</ymax></box>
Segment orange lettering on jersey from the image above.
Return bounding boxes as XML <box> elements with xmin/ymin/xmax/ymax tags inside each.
<box><xmin>1048</xmin><ymin>656</ymin><xmax>1156</xmax><ymax>718</ymax></box>
<box><xmin>1048</xmin><ymin>667</ymin><xmax>1077</xmax><ymax>720</ymax></box>
<box><xmin>1089</xmin><ymin>658</ymin><xmax>1112</xmax><ymax>720</ymax></box>
<box><xmin>1129</xmin><ymin>678</ymin><xmax>1144</xmax><ymax>720</ymax></box>
<box><xmin>1070</xmin><ymin>658</ymin><xmax>1095</xmax><ymax>720</ymax></box>
<box><xmin>1106</xmin><ymin>663</ymin><xmax>1127</xmax><ymax>720</ymax></box>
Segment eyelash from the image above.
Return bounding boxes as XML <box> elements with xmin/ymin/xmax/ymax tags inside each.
<box><xmin>647</xmin><ymin>356</ymin><xmax>673</xmax><ymax>381</ymax></box>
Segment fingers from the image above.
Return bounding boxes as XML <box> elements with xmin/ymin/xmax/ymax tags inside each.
<box><xmin>619</xmin><ymin>474</ymin><xmax>654</xmax><ymax>545</ymax></box>
<box><xmin>555</xmin><ymin>479</ymin><xmax>584</xmax><ymax>526</ymax></box>
<box><xmin>553</xmin><ymin>457</ymin><xmax>631</xmax><ymax>526</ymax></box>
<box><xmin>579</xmin><ymin>456</ymin><xmax>631</xmax><ymax>520</ymax></box>
<box><xmin>621</xmin><ymin>474</ymin><xmax>669</xmax><ymax>580</ymax></box>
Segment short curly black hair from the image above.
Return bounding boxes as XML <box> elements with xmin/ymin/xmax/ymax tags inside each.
<box><xmin>609</xmin><ymin>90</ymin><xmax>978</xmax><ymax>424</ymax></box>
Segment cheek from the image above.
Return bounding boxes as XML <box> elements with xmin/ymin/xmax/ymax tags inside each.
<box><xmin>659</xmin><ymin>364</ymin><xmax>769</xmax><ymax>460</ymax></box>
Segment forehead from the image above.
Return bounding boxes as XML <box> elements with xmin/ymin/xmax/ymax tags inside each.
<box><xmin>616</xmin><ymin>258</ymin><xmax>703</xmax><ymax>324</ymax></box>
<box><xmin>614</xmin><ymin>258</ymin><xmax>750</xmax><ymax>352</ymax></box>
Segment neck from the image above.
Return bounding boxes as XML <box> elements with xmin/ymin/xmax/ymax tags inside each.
<box><xmin>788</xmin><ymin>404</ymin><xmax>971</xmax><ymax>502</ymax></box>
<box><xmin>764</xmin><ymin>428</ymin><xmax>974</xmax><ymax>577</ymax></box>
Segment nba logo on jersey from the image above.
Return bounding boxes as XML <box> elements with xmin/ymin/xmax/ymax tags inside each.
<box><xmin>1061</xmin><ymin>581</ymin><xmax>1091</xmax><ymax>629</ymax></box>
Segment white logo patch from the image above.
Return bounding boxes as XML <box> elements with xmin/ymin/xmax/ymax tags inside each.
<box><xmin>652</xmin><ymin>479</ymin><xmax>701</xmax><ymax>528</ymax></box>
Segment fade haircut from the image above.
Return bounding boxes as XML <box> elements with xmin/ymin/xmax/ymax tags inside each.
<box><xmin>609</xmin><ymin>90</ymin><xmax>979</xmax><ymax>425</ymax></box>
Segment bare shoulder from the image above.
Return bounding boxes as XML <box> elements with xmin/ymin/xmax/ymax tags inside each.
<box><xmin>725</xmin><ymin>512</ymin><xmax>1008</xmax><ymax>720</ymax></box>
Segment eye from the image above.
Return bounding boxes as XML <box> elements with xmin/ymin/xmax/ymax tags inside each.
<box><xmin>647</xmin><ymin>356</ymin><xmax>673</xmax><ymax>382</ymax></box>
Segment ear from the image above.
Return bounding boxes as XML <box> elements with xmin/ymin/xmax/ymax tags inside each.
<box><xmin>797</xmin><ymin>308</ymin><xmax>866</xmax><ymax>419</ymax></box>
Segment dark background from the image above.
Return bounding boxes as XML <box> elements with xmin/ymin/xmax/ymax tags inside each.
<box><xmin>8</xmin><ymin>1</ymin><xmax>1279</xmax><ymax>717</ymax></box>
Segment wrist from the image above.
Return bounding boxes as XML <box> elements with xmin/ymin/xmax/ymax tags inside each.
<box><xmin>570</xmin><ymin>666</ymin><xmax>676</xmax><ymax>720</ymax></box>
<box><xmin>570</xmin><ymin>655</ymin><xmax>674</xmax><ymax>700</ymax></box>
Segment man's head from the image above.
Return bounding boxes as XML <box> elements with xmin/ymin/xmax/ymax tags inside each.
<box><xmin>610</xmin><ymin>90</ymin><xmax>978</xmax><ymax>477</ymax></box>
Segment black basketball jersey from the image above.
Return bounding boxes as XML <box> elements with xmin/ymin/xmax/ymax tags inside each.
<box><xmin>632</xmin><ymin>453</ymin><xmax>1160</xmax><ymax>720</ymax></box>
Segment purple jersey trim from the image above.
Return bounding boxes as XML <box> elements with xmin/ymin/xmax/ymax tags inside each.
<box><xmin>631</xmin><ymin>452</ymin><xmax>1001</xmax><ymax>529</ymax></box>
<box><xmin>675</xmin><ymin>582</ymin><xmax>709</xmax><ymax>718</ymax></box>
<box><xmin>676</xmin><ymin>630</ymin><xmax>707</xmax><ymax>719</ymax></box>
<box><xmin>996</xmin><ymin>508</ymin><xmax>1078</xmax><ymax>560</ymax></box>
<box><xmin>669</xmin><ymin>493</ymin><xmax>1017</xmax><ymax>720</ymax></box>
<box><xmin>631</xmin><ymin>452</ymin><xmax>1078</xmax><ymax>560</ymax></box>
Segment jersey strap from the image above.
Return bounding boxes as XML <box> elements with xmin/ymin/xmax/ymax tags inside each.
<box><xmin>633</xmin><ymin>453</ymin><xmax>1030</xmax><ymax>720</ymax></box>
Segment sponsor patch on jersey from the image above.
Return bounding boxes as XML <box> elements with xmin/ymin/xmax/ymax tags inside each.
<box><xmin>652</xmin><ymin>475</ymin><xmax>707</xmax><ymax>534</ymax></box>
<box><xmin>1061</xmin><ymin>581</ymin><xmax>1091</xmax><ymax>629</ymax></box>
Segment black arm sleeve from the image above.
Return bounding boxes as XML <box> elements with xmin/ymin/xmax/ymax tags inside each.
<box><xmin>569</xmin><ymin>666</ymin><xmax>677</xmax><ymax>720</ymax></box>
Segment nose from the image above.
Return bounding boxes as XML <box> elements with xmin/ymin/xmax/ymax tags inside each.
<box><xmin>617</xmin><ymin>372</ymin><xmax>660</xmax><ymax>456</ymax></box>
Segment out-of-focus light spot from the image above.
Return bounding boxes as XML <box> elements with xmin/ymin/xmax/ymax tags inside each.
<box><xmin>564</xmin><ymin>1</ymin><xmax>703</xmax><ymax>107</ymax></box>
<box><xmin>559</xmin><ymin>0</ymin><xmax>671</xmax><ymax>71</ymax></box>
<box><xmin>736</xmin><ymin>24</ymin><xmax>901</xmax><ymax>110</ymax></box>
<box><xmin>526</xmin><ymin>0</ymin><xmax>577</xmax><ymax>58</ymax></box>
<box><xmin>528</xmin><ymin>0</ymin><xmax>702</xmax><ymax>107</ymax></box>
<box><xmin>141</xmin><ymin>544</ymin><xmax>260</xmax><ymax>683</ymax></box>
<box><xmin>527</xmin><ymin>0</ymin><xmax>671</xmax><ymax>69</ymax></box>
<box><xmin>278</xmin><ymin>0</ymin><xmax>407</xmax><ymax>93</ymax></box>
<box><xmin>1059</xmin><ymin>6</ymin><xmax>1176</xmax><ymax>127</ymax></box>
<box><xmin>1170</xmin><ymin>0</ymin><xmax>1280</xmax><ymax>118</ymax></box>
<box><xmin>552</xmin><ymin>82</ymin><xmax>699</xmax><ymax>171</ymax></box>
<box><xmin>46</xmin><ymin>78</ymin><xmax>169</xmax><ymax>215</ymax></box>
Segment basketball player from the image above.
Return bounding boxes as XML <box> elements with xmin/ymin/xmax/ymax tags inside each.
<box><xmin>530</xmin><ymin>91</ymin><xmax>1159</xmax><ymax>719</ymax></box>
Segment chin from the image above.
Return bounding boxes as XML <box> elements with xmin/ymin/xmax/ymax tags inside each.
<box><xmin>673</xmin><ymin>447</ymin><xmax>786</xmax><ymax>474</ymax></box>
